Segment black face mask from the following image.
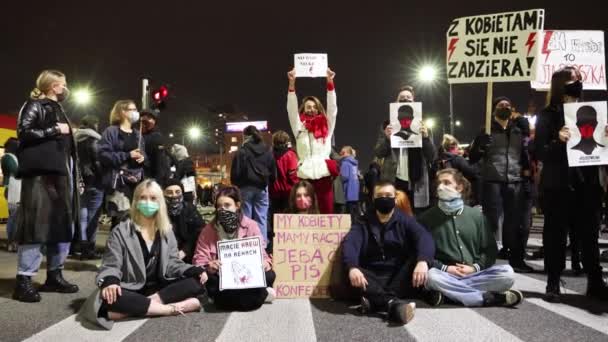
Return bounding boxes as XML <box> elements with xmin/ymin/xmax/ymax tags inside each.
<box><xmin>55</xmin><ymin>87</ymin><xmax>70</xmax><ymax>102</ymax></box>
<box><xmin>495</xmin><ymin>107</ymin><xmax>511</xmax><ymax>120</ymax></box>
<box><xmin>564</xmin><ymin>80</ymin><xmax>583</xmax><ymax>99</ymax></box>
<box><xmin>374</xmin><ymin>197</ymin><xmax>396</xmax><ymax>214</ymax></box>
<box><xmin>217</xmin><ymin>209</ymin><xmax>239</xmax><ymax>234</ymax></box>
<box><xmin>398</xmin><ymin>99</ymin><xmax>413</xmax><ymax>103</ymax></box>
<box><xmin>166</xmin><ymin>195</ymin><xmax>184</xmax><ymax>216</ymax></box>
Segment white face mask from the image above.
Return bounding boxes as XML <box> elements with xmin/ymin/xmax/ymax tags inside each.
<box><xmin>437</xmin><ymin>184</ymin><xmax>461</xmax><ymax>201</ymax></box>
<box><xmin>129</xmin><ymin>111</ymin><xmax>140</xmax><ymax>124</ymax></box>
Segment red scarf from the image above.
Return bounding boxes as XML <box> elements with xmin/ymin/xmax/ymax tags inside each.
<box><xmin>299</xmin><ymin>113</ymin><xmax>328</xmax><ymax>140</ymax></box>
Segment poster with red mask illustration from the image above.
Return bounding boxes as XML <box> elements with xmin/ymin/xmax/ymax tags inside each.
<box><xmin>390</xmin><ymin>102</ymin><xmax>423</xmax><ymax>148</ymax></box>
<box><xmin>218</xmin><ymin>237</ymin><xmax>266</xmax><ymax>290</ymax></box>
<box><xmin>565</xmin><ymin>101</ymin><xmax>608</xmax><ymax>167</ymax></box>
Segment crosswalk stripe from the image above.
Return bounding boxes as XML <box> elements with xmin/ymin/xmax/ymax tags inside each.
<box><xmin>406</xmin><ymin>306</ymin><xmax>524</xmax><ymax>342</ymax></box>
<box><xmin>512</xmin><ymin>272</ymin><xmax>608</xmax><ymax>335</ymax></box>
<box><xmin>215</xmin><ymin>299</ymin><xmax>316</xmax><ymax>342</ymax></box>
<box><xmin>22</xmin><ymin>314</ymin><xmax>148</xmax><ymax>342</ymax></box>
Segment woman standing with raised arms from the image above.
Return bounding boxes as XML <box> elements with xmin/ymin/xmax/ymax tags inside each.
<box><xmin>287</xmin><ymin>67</ymin><xmax>338</xmax><ymax>214</ymax></box>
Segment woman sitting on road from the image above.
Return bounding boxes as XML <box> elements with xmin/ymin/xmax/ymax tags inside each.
<box><xmin>193</xmin><ymin>185</ymin><xmax>275</xmax><ymax>311</ymax></box>
<box><xmin>80</xmin><ymin>180</ymin><xmax>207</xmax><ymax>330</ymax></box>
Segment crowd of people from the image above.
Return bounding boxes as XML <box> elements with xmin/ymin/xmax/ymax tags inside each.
<box><xmin>3</xmin><ymin>65</ymin><xmax>607</xmax><ymax>328</ymax></box>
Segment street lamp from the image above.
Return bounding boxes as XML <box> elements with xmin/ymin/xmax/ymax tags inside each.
<box><xmin>455</xmin><ymin>120</ymin><xmax>461</xmax><ymax>127</ymax></box>
<box><xmin>188</xmin><ymin>126</ymin><xmax>202</xmax><ymax>140</ymax></box>
<box><xmin>424</xmin><ymin>118</ymin><xmax>436</xmax><ymax>129</ymax></box>
<box><xmin>417</xmin><ymin>65</ymin><xmax>438</xmax><ymax>83</ymax></box>
<box><xmin>72</xmin><ymin>88</ymin><xmax>92</xmax><ymax>106</ymax></box>
<box><xmin>169</xmin><ymin>133</ymin><xmax>174</xmax><ymax>138</ymax></box>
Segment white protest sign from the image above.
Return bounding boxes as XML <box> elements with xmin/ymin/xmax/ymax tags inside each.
<box><xmin>181</xmin><ymin>176</ymin><xmax>196</xmax><ymax>193</ymax></box>
<box><xmin>389</xmin><ymin>102</ymin><xmax>423</xmax><ymax>148</ymax></box>
<box><xmin>565</xmin><ymin>101</ymin><xmax>608</xmax><ymax>167</ymax></box>
<box><xmin>218</xmin><ymin>237</ymin><xmax>266</xmax><ymax>290</ymax></box>
<box><xmin>446</xmin><ymin>9</ymin><xmax>545</xmax><ymax>83</ymax></box>
<box><xmin>531</xmin><ymin>30</ymin><xmax>606</xmax><ymax>90</ymax></box>
<box><xmin>294</xmin><ymin>53</ymin><xmax>328</xmax><ymax>78</ymax></box>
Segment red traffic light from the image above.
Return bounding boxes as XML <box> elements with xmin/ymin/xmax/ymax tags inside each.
<box><xmin>160</xmin><ymin>85</ymin><xmax>168</xmax><ymax>98</ymax></box>
<box><xmin>153</xmin><ymin>91</ymin><xmax>161</xmax><ymax>101</ymax></box>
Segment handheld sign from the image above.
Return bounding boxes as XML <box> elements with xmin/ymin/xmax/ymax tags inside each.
<box><xmin>294</xmin><ymin>53</ymin><xmax>328</xmax><ymax>78</ymax></box>
<box><xmin>565</xmin><ymin>101</ymin><xmax>608</xmax><ymax>167</ymax></box>
<box><xmin>218</xmin><ymin>237</ymin><xmax>266</xmax><ymax>291</ymax></box>
<box><xmin>446</xmin><ymin>9</ymin><xmax>545</xmax><ymax>84</ymax></box>
<box><xmin>389</xmin><ymin>102</ymin><xmax>423</xmax><ymax>148</ymax></box>
<box><xmin>273</xmin><ymin>214</ymin><xmax>350</xmax><ymax>298</ymax></box>
<box><xmin>532</xmin><ymin>30</ymin><xmax>606</xmax><ymax>91</ymax></box>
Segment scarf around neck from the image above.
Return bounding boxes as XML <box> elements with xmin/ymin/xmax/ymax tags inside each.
<box><xmin>299</xmin><ymin>113</ymin><xmax>328</xmax><ymax>141</ymax></box>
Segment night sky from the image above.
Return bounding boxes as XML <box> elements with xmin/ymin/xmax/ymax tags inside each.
<box><xmin>2</xmin><ymin>1</ymin><xmax>607</xmax><ymax>167</ymax></box>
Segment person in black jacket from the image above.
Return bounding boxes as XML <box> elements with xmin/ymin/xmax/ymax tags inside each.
<box><xmin>13</xmin><ymin>70</ymin><xmax>80</xmax><ymax>302</ymax></box>
<box><xmin>75</xmin><ymin>115</ymin><xmax>104</xmax><ymax>260</ymax></box>
<box><xmin>141</xmin><ymin>109</ymin><xmax>171</xmax><ymax>185</ymax></box>
<box><xmin>342</xmin><ymin>180</ymin><xmax>435</xmax><ymax>324</ymax></box>
<box><xmin>230</xmin><ymin>125</ymin><xmax>277</xmax><ymax>243</ymax></box>
<box><xmin>436</xmin><ymin>134</ymin><xmax>480</xmax><ymax>205</ymax></box>
<box><xmin>535</xmin><ymin>66</ymin><xmax>608</xmax><ymax>302</ymax></box>
<box><xmin>469</xmin><ymin>96</ymin><xmax>533</xmax><ymax>273</ymax></box>
<box><xmin>164</xmin><ymin>178</ymin><xmax>205</xmax><ymax>263</ymax></box>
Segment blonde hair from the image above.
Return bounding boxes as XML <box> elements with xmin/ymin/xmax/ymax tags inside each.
<box><xmin>130</xmin><ymin>179</ymin><xmax>172</xmax><ymax>237</ymax></box>
<box><xmin>109</xmin><ymin>100</ymin><xmax>135</xmax><ymax>125</ymax></box>
<box><xmin>341</xmin><ymin>145</ymin><xmax>355</xmax><ymax>156</ymax></box>
<box><xmin>442</xmin><ymin>134</ymin><xmax>460</xmax><ymax>152</ymax></box>
<box><xmin>30</xmin><ymin>70</ymin><xmax>65</xmax><ymax>99</ymax></box>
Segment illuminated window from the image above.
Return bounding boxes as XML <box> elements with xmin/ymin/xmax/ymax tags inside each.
<box><xmin>231</xmin><ymin>137</ymin><xmax>237</xmax><ymax>142</ymax></box>
<box><xmin>230</xmin><ymin>146</ymin><xmax>238</xmax><ymax>152</ymax></box>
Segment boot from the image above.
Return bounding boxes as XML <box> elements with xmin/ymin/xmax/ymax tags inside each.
<box><xmin>38</xmin><ymin>270</ymin><xmax>79</xmax><ymax>293</ymax></box>
<box><xmin>80</xmin><ymin>242</ymin><xmax>101</xmax><ymax>260</ymax></box>
<box><xmin>387</xmin><ymin>299</ymin><xmax>415</xmax><ymax>324</ymax></box>
<box><xmin>586</xmin><ymin>275</ymin><xmax>608</xmax><ymax>301</ymax></box>
<box><xmin>13</xmin><ymin>275</ymin><xmax>41</xmax><ymax>303</ymax></box>
<box><xmin>543</xmin><ymin>277</ymin><xmax>561</xmax><ymax>303</ymax></box>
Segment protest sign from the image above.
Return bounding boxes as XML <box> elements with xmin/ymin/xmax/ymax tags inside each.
<box><xmin>218</xmin><ymin>237</ymin><xmax>266</xmax><ymax>291</ymax></box>
<box><xmin>565</xmin><ymin>101</ymin><xmax>608</xmax><ymax>167</ymax></box>
<box><xmin>294</xmin><ymin>53</ymin><xmax>328</xmax><ymax>78</ymax></box>
<box><xmin>531</xmin><ymin>30</ymin><xmax>606</xmax><ymax>91</ymax></box>
<box><xmin>273</xmin><ymin>214</ymin><xmax>351</xmax><ymax>298</ymax></box>
<box><xmin>389</xmin><ymin>102</ymin><xmax>423</xmax><ymax>148</ymax></box>
<box><xmin>446</xmin><ymin>9</ymin><xmax>545</xmax><ymax>84</ymax></box>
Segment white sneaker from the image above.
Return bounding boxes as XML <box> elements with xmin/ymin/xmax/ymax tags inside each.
<box><xmin>265</xmin><ymin>287</ymin><xmax>276</xmax><ymax>303</ymax></box>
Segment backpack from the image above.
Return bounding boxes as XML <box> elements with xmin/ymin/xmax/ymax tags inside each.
<box><xmin>242</xmin><ymin>148</ymin><xmax>271</xmax><ymax>186</ymax></box>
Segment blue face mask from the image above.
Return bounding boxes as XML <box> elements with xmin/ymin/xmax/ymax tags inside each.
<box><xmin>437</xmin><ymin>184</ymin><xmax>464</xmax><ymax>214</ymax></box>
<box><xmin>137</xmin><ymin>201</ymin><xmax>159</xmax><ymax>217</ymax></box>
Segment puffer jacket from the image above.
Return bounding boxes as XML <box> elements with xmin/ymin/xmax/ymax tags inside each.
<box><xmin>287</xmin><ymin>89</ymin><xmax>337</xmax><ymax>180</ymax></box>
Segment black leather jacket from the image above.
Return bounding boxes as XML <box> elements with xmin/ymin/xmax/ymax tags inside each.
<box><xmin>18</xmin><ymin>99</ymin><xmax>63</xmax><ymax>144</ymax></box>
<box><xmin>470</xmin><ymin>120</ymin><xmax>529</xmax><ymax>183</ymax></box>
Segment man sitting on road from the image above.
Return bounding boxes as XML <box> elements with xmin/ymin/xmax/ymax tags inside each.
<box><xmin>418</xmin><ymin>168</ymin><xmax>523</xmax><ymax>307</ymax></box>
<box><xmin>342</xmin><ymin>180</ymin><xmax>436</xmax><ymax>324</ymax></box>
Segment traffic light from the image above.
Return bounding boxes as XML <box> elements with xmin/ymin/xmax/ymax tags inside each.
<box><xmin>151</xmin><ymin>85</ymin><xmax>169</xmax><ymax>109</ymax></box>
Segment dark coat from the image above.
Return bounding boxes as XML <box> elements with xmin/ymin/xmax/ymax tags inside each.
<box><xmin>98</xmin><ymin>125</ymin><xmax>147</xmax><ymax>191</ymax></box>
<box><xmin>230</xmin><ymin>140</ymin><xmax>277</xmax><ymax>190</ymax></box>
<box><xmin>169</xmin><ymin>202</ymin><xmax>205</xmax><ymax>263</ymax></box>
<box><xmin>75</xmin><ymin>128</ymin><xmax>103</xmax><ymax>189</ymax></box>
<box><xmin>15</xmin><ymin>99</ymin><xmax>80</xmax><ymax>243</ymax></box>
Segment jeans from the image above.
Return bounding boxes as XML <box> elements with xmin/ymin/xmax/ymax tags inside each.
<box><xmin>7</xmin><ymin>203</ymin><xmax>19</xmax><ymax>243</ymax></box>
<box><xmin>482</xmin><ymin>182</ymin><xmax>525</xmax><ymax>264</ymax></box>
<box><xmin>425</xmin><ymin>265</ymin><xmax>515</xmax><ymax>306</ymax></box>
<box><xmin>17</xmin><ymin>243</ymin><xmax>70</xmax><ymax>276</ymax></box>
<box><xmin>79</xmin><ymin>187</ymin><xmax>104</xmax><ymax>243</ymax></box>
<box><xmin>240</xmin><ymin>186</ymin><xmax>269</xmax><ymax>242</ymax></box>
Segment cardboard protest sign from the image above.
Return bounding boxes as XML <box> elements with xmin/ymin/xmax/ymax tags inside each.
<box><xmin>446</xmin><ymin>9</ymin><xmax>545</xmax><ymax>84</ymax></box>
<box><xmin>218</xmin><ymin>237</ymin><xmax>266</xmax><ymax>290</ymax></box>
<box><xmin>565</xmin><ymin>101</ymin><xmax>608</xmax><ymax>167</ymax></box>
<box><xmin>389</xmin><ymin>102</ymin><xmax>423</xmax><ymax>148</ymax></box>
<box><xmin>273</xmin><ymin>214</ymin><xmax>351</xmax><ymax>298</ymax></box>
<box><xmin>532</xmin><ymin>30</ymin><xmax>606</xmax><ymax>91</ymax></box>
<box><xmin>294</xmin><ymin>53</ymin><xmax>328</xmax><ymax>78</ymax></box>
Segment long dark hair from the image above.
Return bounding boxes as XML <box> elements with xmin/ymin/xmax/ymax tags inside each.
<box><xmin>548</xmin><ymin>66</ymin><xmax>582</xmax><ymax>107</ymax></box>
<box><xmin>213</xmin><ymin>185</ymin><xmax>244</xmax><ymax>224</ymax></box>
<box><xmin>287</xmin><ymin>180</ymin><xmax>320</xmax><ymax>214</ymax></box>
<box><xmin>243</xmin><ymin>125</ymin><xmax>262</xmax><ymax>144</ymax></box>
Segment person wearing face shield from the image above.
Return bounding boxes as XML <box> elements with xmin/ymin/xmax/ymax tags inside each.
<box><xmin>418</xmin><ymin>169</ymin><xmax>522</xmax><ymax>307</ymax></box>
<box><xmin>341</xmin><ymin>180</ymin><xmax>435</xmax><ymax>324</ymax></box>
<box><xmin>192</xmin><ymin>185</ymin><xmax>275</xmax><ymax>311</ymax></box>
<box><xmin>469</xmin><ymin>96</ymin><xmax>533</xmax><ymax>274</ymax></box>
<box><xmin>12</xmin><ymin>70</ymin><xmax>81</xmax><ymax>303</ymax></box>
<box><xmin>164</xmin><ymin>178</ymin><xmax>205</xmax><ymax>263</ymax></box>
<box><xmin>535</xmin><ymin>66</ymin><xmax>608</xmax><ymax>303</ymax></box>
<box><xmin>98</xmin><ymin>100</ymin><xmax>147</xmax><ymax>226</ymax></box>
<box><xmin>374</xmin><ymin>85</ymin><xmax>437</xmax><ymax>214</ymax></box>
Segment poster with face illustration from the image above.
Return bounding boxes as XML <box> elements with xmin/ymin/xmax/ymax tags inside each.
<box><xmin>565</xmin><ymin>101</ymin><xmax>608</xmax><ymax>167</ymax></box>
<box><xmin>390</xmin><ymin>102</ymin><xmax>423</xmax><ymax>148</ymax></box>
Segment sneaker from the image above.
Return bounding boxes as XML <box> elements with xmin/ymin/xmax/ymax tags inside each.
<box><xmin>265</xmin><ymin>287</ymin><xmax>276</xmax><ymax>303</ymax></box>
<box><xmin>483</xmin><ymin>290</ymin><xmax>523</xmax><ymax>307</ymax></box>
<box><xmin>511</xmin><ymin>262</ymin><xmax>535</xmax><ymax>273</ymax></box>
<box><xmin>503</xmin><ymin>290</ymin><xmax>523</xmax><ymax>307</ymax></box>
<box><xmin>388</xmin><ymin>300</ymin><xmax>415</xmax><ymax>324</ymax></box>
<box><xmin>423</xmin><ymin>290</ymin><xmax>443</xmax><ymax>307</ymax></box>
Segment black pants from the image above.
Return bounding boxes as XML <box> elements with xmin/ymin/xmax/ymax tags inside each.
<box><xmin>542</xmin><ymin>186</ymin><xmax>603</xmax><ymax>282</ymax></box>
<box><xmin>354</xmin><ymin>260</ymin><xmax>421</xmax><ymax>312</ymax></box>
<box><xmin>206</xmin><ymin>270</ymin><xmax>276</xmax><ymax>311</ymax></box>
<box><xmin>482</xmin><ymin>182</ymin><xmax>526</xmax><ymax>264</ymax></box>
<box><xmin>103</xmin><ymin>278</ymin><xmax>205</xmax><ymax>317</ymax></box>
<box><xmin>346</xmin><ymin>201</ymin><xmax>359</xmax><ymax>223</ymax></box>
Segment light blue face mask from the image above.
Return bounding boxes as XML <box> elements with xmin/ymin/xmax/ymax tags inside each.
<box><xmin>137</xmin><ymin>200</ymin><xmax>159</xmax><ymax>217</ymax></box>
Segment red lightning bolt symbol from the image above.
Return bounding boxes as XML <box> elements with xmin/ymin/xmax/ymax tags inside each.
<box><xmin>525</xmin><ymin>32</ymin><xmax>537</xmax><ymax>57</ymax></box>
<box><xmin>447</xmin><ymin>38</ymin><xmax>459</xmax><ymax>61</ymax></box>
<box><xmin>541</xmin><ymin>31</ymin><xmax>554</xmax><ymax>63</ymax></box>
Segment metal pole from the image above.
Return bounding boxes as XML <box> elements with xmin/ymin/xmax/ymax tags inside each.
<box><xmin>449</xmin><ymin>83</ymin><xmax>454</xmax><ymax>135</ymax></box>
<box><xmin>141</xmin><ymin>78</ymin><xmax>150</xmax><ymax>111</ymax></box>
<box><xmin>219</xmin><ymin>143</ymin><xmax>224</xmax><ymax>180</ymax></box>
